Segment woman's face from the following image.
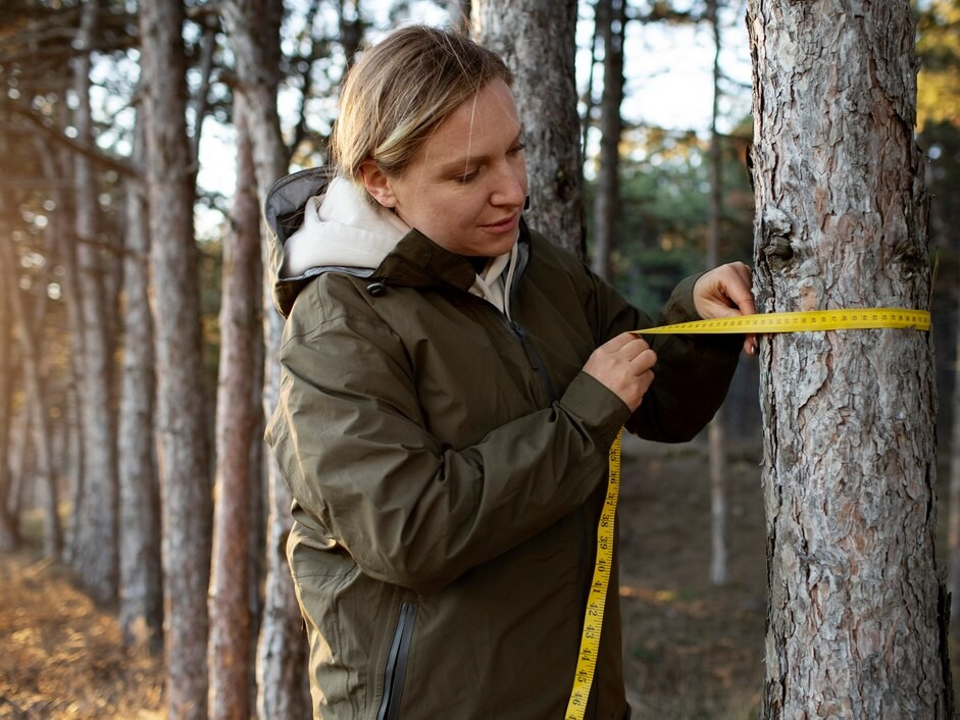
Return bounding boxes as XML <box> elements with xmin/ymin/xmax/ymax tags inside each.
<box><xmin>362</xmin><ymin>78</ymin><xmax>528</xmax><ymax>258</ymax></box>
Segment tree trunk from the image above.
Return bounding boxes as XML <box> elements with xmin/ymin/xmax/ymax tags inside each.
<box><xmin>0</xmin><ymin>188</ymin><xmax>21</xmax><ymax>552</ymax></box>
<box><xmin>207</xmin><ymin>96</ymin><xmax>262</xmax><ymax>720</ymax></box>
<box><xmin>219</xmin><ymin>2</ymin><xmax>310</xmax><ymax>716</ymax></box>
<box><xmin>140</xmin><ymin>1</ymin><xmax>213</xmax><ymax>717</ymax></box>
<box><xmin>472</xmin><ymin>0</ymin><xmax>586</xmax><ymax>257</ymax></box>
<box><xmin>950</xmin><ymin>279</ymin><xmax>960</xmax><ymax>627</ymax></box>
<box><xmin>449</xmin><ymin>0</ymin><xmax>472</xmax><ymax>30</ymax></box>
<box><xmin>70</xmin><ymin>0</ymin><xmax>119</xmax><ymax>604</ymax></box>
<box><xmin>706</xmin><ymin>0</ymin><xmax>729</xmax><ymax>587</ymax></box>
<box><xmin>117</xmin><ymin>119</ymin><xmax>163</xmax><ymax>652</ymax></box>
<box><xmin>747</xmin><ymin>1</ymin><xmax>952</xmax><ymax>717</ymax></box>
<box><xmin>590</xmin><ymin>0</ymin><xmax>626</xmax><ymax>281</ymax></box>
<box><xmin>0</xmin><ymin>237</ymin><xmax>62</xmax><ymax>559</ymax></box>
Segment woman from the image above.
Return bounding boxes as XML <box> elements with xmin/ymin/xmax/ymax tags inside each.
<box><xmin>264</xmin><ymin>24</ymin><xmax>755</xmax><ymax>720</ymax></box>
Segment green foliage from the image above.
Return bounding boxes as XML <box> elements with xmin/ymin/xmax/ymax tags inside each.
<box><xmin>587</xmin><ymin>124</ymin><xmax>754</xmax><ymax>311</ymax></box>
<box><xmin>917</xmin><ymin>0</ymin><xmax>960</xmax><ymax>128</ymax></box>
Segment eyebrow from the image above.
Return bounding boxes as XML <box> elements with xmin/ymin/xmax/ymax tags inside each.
<box><xmin>437</xmin><ymin>127</ymin><xmax>525</xmax><ymax>176</ymax></box>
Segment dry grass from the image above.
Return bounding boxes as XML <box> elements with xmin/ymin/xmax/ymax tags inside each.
<box><xmin>0</xmin><ymin>552</ymin><xmax>164</xmax><ymax>719</ymax></box>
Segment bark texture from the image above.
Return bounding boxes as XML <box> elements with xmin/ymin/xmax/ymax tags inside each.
<box><xmin>139</xmin><ymin>1</ymin><xmax>212</xmax><ymax>717</ymax></box>
<box><xmin>472</xmin><ymin>0</ymin><xmax>586</xmax><ymax>257</ymax></box>
<box><xmin>747</xmin><ymin>0</ymin><xmax>951</xmax><ymax>717</ymax></box>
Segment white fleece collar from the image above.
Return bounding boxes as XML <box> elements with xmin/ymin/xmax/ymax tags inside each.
<box><xmin>281</xmin><ymin>176</ymin><xmax>410</xmax><ymax>278</ymax></box>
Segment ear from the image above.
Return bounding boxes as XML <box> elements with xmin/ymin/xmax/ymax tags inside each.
<box><xmin>358</xmin><ymin>160</ymin><xmax>397</xmax><ymax>209</ymax></box>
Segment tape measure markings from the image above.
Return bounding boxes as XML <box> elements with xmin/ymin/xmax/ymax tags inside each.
<box><xmin>635</xmin><ymin>308</ymin><xmax>930</xmax><ymax>335</ymax></box>
<box><xmin>564</xmin><ymin>428</ymin><xmax>621</xmax><ymax>719</ymax></box>
<box><xmin>565</xmin><ymin>307</ymin><xmax>930</xmax><ymax>720</ymax></box>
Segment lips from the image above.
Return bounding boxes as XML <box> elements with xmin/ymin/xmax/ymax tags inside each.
<box><xmin>482</xmin><ymin>212</ymin><xmax>519</xmax><ymax>234</ymax></box>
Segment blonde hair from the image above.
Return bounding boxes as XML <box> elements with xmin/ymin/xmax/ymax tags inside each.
<box><xmin>332</xmin><ymin>25</ymin><xmax>513</xmax><ymax>181</ymax></box>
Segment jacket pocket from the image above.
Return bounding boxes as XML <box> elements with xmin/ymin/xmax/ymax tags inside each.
<box><xmin>377</xmin><ymin>602</ymin><xmax>418</xmax><ymax>720</ymax></box>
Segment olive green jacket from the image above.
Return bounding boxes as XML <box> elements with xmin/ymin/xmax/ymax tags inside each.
<box><xmin>264</xmin><ymin>168</ymin><xmax>741</xmax><ymax>720</ymax></box>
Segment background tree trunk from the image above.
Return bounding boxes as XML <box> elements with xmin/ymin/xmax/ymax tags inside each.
<box><xmin>0</xmin><ymin>183</ymin><xmax>21</xmax><ymax>552</ymax></box>
<box><xmin>219</xmin><ymin>2</ymin><xmax>310</xmax><ymax>717</ymax></box>
<box><xmin>747</xmin><ymin>0</ymin><xmax>952</xmax><ymax>716</ymax></box>
<box><xmin>140</xmin><ymin>1</ymin><xmax>213</xmax><ymax>717</ymax></box>
<box><xmin>69</xmin><ymin>0</ymin><xmax>119</xmax><ymax>604</ymax></box>
<box><xmin>590</xmin><ymin>0</ymin><xmax>626</xmax><ymax>281</ymax></box>
<box><xmin>950</xmin><ymin>279</ymin><xmax>960</xmax><ymax>628</ymax></box>
<box><xmin>1</xmin><ymin>239</ymin><xmax>60</xmax><ymax>558</ymax></box>
<box><xmin>472</xmin><ymin>0</ymin><xmax>586</xmax><ymax>257</ymax></box>
<box><xmin>449</xmin><ymin>0</ymin><xmax>471</xmax><ymax>31</ymax></box>
<box><xmin>207</xmin><ymin>95</ymin><xmax>261</xmax><ymax>720</ymax></box>
<box><xmin>706</xmin><ymin>0</ymin><xmax>729</xmax><ymax>587</ymax></box>
<box><xmin>117</xmin><ymin>119</ymin><xmax>163</xmax><ymax>652</ymax></box>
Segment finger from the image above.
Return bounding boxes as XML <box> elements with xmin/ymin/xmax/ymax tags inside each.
<box><xmin>716</xmin><ymin>264</ymin><xmax>756</xmax><ymax>317</ymax></box>
<box><xmin>630</xmin><ymin>347</ymin><xmax>657</xmax><ymax>372</ymax></box>
<box><xmin>602</xmin><ymin>331</ymin><xmax>640</xmax><ymax>353</ymax></box>
<box><xmin>613</xmin><ymin>335</ymin><xmax>649</xmax><ymax>357</ymax></box>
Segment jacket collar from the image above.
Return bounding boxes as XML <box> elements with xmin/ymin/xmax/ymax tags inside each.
<box><xmin>264</xmin><ymin>166</ymin><xmax>529</xmax><ymax>317</ymax></box>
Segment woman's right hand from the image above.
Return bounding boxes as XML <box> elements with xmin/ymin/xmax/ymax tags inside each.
<box><xmin>582</xmin><ymin>332</ymin><xmax>657</xmax><ymax>412</ymax></box>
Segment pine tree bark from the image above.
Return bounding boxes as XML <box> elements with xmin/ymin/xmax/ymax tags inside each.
<box><xmin>472</xmin><ymin>0</ymin><xmax>586</xmax><ymax>257</ymax></box>
<box><xmin>69</xmin><ymin>0</ymin><xmax>119</xmax><ymax>604</ymax></box>
<box><xmin>747</xmin><ymin>0</ymin><xmax>952</xmax><ymax>716</ymax></box>
<box><xmin>139</xmin><ymin>1</ymin><xmax>213</xmax><ymax>717</ymax></box>
<box><xmin>207</xmin><ymin>96</ymin><xmax>261</xmax><ymax>720</ymax></box>
<box><xmin>117</xmin><ymin>120</ymin><xmax>162</xmax><ymax>651</ymax></box>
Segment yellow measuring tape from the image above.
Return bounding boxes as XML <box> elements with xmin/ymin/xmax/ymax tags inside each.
<box><xmin>564</xmin><ymin>307</ymin><xmax>930</xmax><ymax>718</ymax></box>
<box><xmin>637</xmin><ymin>307</ymin><xmax>931</xmax><ymax>335</ymax></box>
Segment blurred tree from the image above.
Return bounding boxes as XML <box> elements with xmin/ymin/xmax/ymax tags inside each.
<box><xmin>219</xmin><ymin>0</ymin><xmax>312</xmax><ymax>717</ymax></box>
<box><xmin>1</xmin><ymin>230</ymin><xmax>61</xmax><ymax>560</ymax></box>
<box><xmin>0</xmin><ymin>216</ymin><xmax>16</xmax><ymax>550</ymax></box>
<box><xmin>139</xmin><ymin>0</ymin><xmax>213</xmax><ymax>717</ymax></box>
<box><xmin>207</xmin><ymin>94</ymin><xmax>261</xmax><ymax>720</ymax></box>
<box><xmin>589</xmin><ymin>0</ymin><xmax>627</xmax><ymax>281</ymax></box>
<box><xmin>915</xmin><ymin>0</ymin><xmax>960</xmax><ymax>634</ymax></box>
<box><xmin>117</xmin><ymin>117</ymin><xmax>163</xmax><ymax>652</ymax></box>
<box><xmin>748</xmin><ymin>0</ymin><xmax>950</xmax><ymax>717</ymax></box>
<box><xmin>70</xmin><ymin>0</ymin><xmax>121</xmax><ymax>607</ymax></box>
<box><xmin>705</xmin><ymin>0</ymin><xmax>729</xmax><ymax>588</ymax></box>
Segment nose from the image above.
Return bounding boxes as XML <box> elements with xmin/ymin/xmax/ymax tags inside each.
<box><xmin>491</xmin><ymin>159</ymin><xmax>527</xmax><ymax>208</ymax></box>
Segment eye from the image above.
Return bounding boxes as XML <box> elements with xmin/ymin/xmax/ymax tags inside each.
<box><xmin>509</xmin><ymin>142</ymin><xmax>527</xmax><ymax>155</ymax></box>
<box><xmin>459</xmin><ymin>167</ymin><xmax>481</xmax><ymax>183</ymax></box>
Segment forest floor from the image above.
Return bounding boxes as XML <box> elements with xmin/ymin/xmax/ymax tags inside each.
<box><xmin>0</xmin><ymin>436</ymin><xmax>954</xmax><ymax>719</ymax></box>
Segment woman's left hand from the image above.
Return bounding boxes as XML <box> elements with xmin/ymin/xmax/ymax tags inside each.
<box><xmin>693</xmin><ymin>262</ymin><xmax>757</xmax><ymax>356</ymax></box>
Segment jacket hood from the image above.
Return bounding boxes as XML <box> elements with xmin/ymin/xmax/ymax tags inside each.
<box><xmin>264</xmin><ymin>167</ymin><xmax>521</xmax><ymax>318</ymax></box>
<box><xmin>264</xmin><ymin>166</ymin><xmax>337</xmax><ymax>317</ymax></box>
<box><xmin>281</xmin><ymin>176</ymin><xmax>410</xmax><ymax>278</ymax></box>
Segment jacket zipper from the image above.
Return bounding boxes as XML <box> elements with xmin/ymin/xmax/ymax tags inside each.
<box><xmin>506</xmin><ymin>319</ymin><xmax>558</xmax><ymax>404</ymax></box>
<box><xmin>377</xmin><ymin>602</ymin><xmax>418</xmax><ymax>720</ymax></box>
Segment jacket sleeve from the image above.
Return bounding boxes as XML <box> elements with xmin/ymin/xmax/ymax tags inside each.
<box><xmin>266</xmin><ymin>281</ymin><xmax>630</xmax><ymax>596</ymax></box>
<box><xmin>584</xmin><ymin>271</ymin><xmax>743</xmax><ymax>442</ymax></box>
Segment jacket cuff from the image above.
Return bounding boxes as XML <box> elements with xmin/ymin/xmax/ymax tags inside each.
<box><xmin>558</xmin><ymin>372</ymin><xmax>632</xmax><ymax>447</ymax></box>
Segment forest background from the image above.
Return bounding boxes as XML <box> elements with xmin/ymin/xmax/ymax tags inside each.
<box><xmin>1</xmin><ymin>0</ymin><xmax>959</xmax><ymax>718</ymax></box>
